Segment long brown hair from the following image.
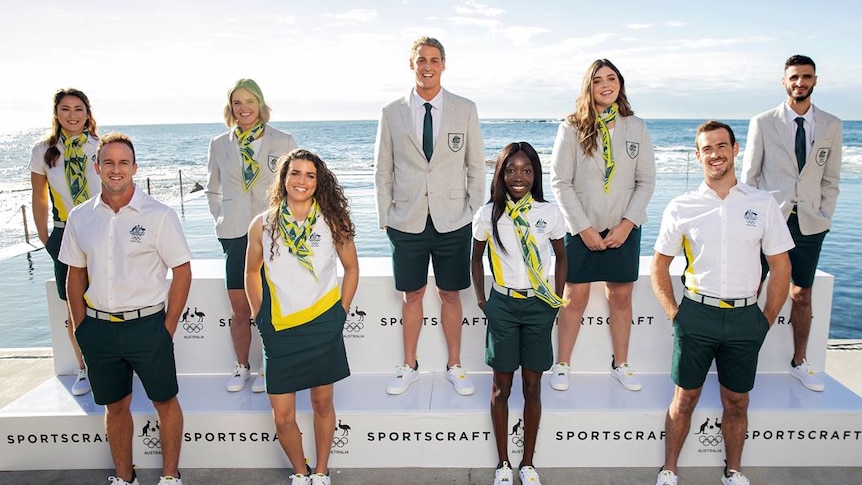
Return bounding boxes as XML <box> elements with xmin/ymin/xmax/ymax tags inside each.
<box><xmin>264</xmin><ymin>149</ymin><xmax>355</xmax><ymax>261</ymax></box>
<box><xmin>564</xmin><ymin>59</ymin><xmax>633</xmax><ymax>157</ymax></box>
<box><xmin>43</xmin><ymin>88</ymin><xmax>98</xmax><ymax>168</ymax></box>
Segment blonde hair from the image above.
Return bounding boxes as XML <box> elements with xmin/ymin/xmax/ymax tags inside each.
<box><xmin>222</xmin><ymin>78</ymin><xmax>272</xmax><ymax>127</ymax></box>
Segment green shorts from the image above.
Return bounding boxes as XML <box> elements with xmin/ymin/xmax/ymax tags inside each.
<box><xmin>387</xmin><ymin>217</ymin><xmax>471</xmax><ymax>292</ymax></box>
<box><xmin>565</xmin><ymin>226</ymin><xmax>641</xmax><ymax>283</ymax></box>
<box><xmin>482</xmin><ymin>289</ymin><xmax>558</xmax><ymax>373</ymax></box>
<box><xmin>671</xmin><ymin>298</ymin><xmax>770</xmax><ymax>393</ymax></box>
<box><xmin>760</xmin><ymin>213</ymin><xmax>826</xmax><ymax>289</ymax></box>
<box><xmin>219</xmin><ymin>235</ymin><xmax>248</xmax><ymax>290</ymax></box>
<box><xmin>74</xmin><ymin>311</ymin><xmax>178</xmax><ymax>405</ymax></box>
<box><xmin>45</xmin><ymin>226</ymin><xmax>69</xmax><ymax>300</ymax></box>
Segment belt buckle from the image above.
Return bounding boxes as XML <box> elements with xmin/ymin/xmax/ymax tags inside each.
<box><xmin>511</xmin><ymin>289</ymin><xmax>527</xmax><ymax>298</ymax></box>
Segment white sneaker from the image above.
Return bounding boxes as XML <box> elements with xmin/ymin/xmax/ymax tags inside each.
<box><xmin>549</xmin><ymin>362</ymin><xmax>570</xmax><ymax>391</ymax></box>
<box><xmin>611</xmin><ymin>362</ymin><xmax>643</xmax><ymax>391</ymax></box>
<box><xmin>290</xmin><ymin>473</ymin><xmax>311</xmax><ymax>485</ymax></box>
<box><xmin>790</xmin><ymin>359</ymin><xmax>825</xmax><ymax>391</ymax></box>
<box><xmin>108</xmin><ymin>477</ymin><xmax>139</xmax><ymax>485</ymax></box>
<box><xmin>225</xmin><ymin>363</ymin><xmax>251</xmax><ymax>392</ymax></box>
<box><xmin>251</xmin><ymin>366</ymin><xmax>266</xmax><ymax>393</ymax></box>
<box><xmin>311</xmin><ymin>473</ymin><xmax>331</xmax><ymax>485</ymax></box>
<box><xmin>386</xmin><ymin>363</ymin><xmax>420</xmax><ymax>395</ymax></box>
<box><xmin>518</xmin><ymin>465</ymin><xmax>542</xmax><ymax>484</ymax></box>
<box><xmin>655</xmin><ymin>469</ymin><xmax>678</xmax><ymax>485</ymax></box>
<box><xmin>721</xmin><ymin>469</ymin><xmax>751</xmax><ymax>485</ymax></box>
<box><xmin>446</xmin><ymin>364</ymin><xmax>475</xmax><ymax>396</ymax></box>
<box><xmin>71</xmin><ymin>368</ymin><xmax>91</xmax><ymax>396</ymax></box>
<box><xmin>157</xmin><ymin>476</ymin><xmax>182</xmax><ymax>485</ymax></box>
<box><xmin>493</xmin><ymin>462</ymin><xmax>514</xmax><ymax>485</ymax></box>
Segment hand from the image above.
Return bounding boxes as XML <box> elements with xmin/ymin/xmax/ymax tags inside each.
<box><xmin>579</xmin><ymin>227</ymin><xmax>606</xmax><ymax>251</ymax></box>
<box><xmin>477</xmin><ymin>299</ymin><xmax>486</xmax><ymax>311</ymax></box>
<box><xmin>602</xmin><ymin>220</ymin><xmax>634</xmax><ymax>249</ymax></box>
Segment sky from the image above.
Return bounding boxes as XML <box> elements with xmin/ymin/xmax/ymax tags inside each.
<box><xmin>1</xmin><ymin>0</ymin><xmax>860</xmax><ymax>131</ymax></box>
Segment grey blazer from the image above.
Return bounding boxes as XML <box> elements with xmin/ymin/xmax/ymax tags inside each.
<box><xmin>550</xmin><ymin>116</ymin><xmax>656</xmax><ymax>235</ymax></box>
<box><xmin>741</xmin><ymin>103</ymin><xmax>842</xmax><ymax>235</ymax></box>
<box><xmin>374</xmin><ymin>89</ymin><xmax>485</xmax><ymax>234</ymax></box>
<box><xmin>205</xmin><ymin>124</ymin><xmax>297</xmax><ymax>239</ymax></box>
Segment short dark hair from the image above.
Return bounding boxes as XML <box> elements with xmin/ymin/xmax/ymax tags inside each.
<box><xmin>785</xmin><ymin>54</ymin><xmax>816</xmax><ymax>71</ymax></box>
<box><xmin>97</xmin><ymin>132</ymin><xmax>136</xmax><ymax>164</ymax></box>
<box><xmin>695</xmin><ymin>120</ymin><xmax>736</xmax><ymax>149</ymax></box>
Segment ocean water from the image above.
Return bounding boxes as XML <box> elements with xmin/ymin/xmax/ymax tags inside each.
<box><xmin>1</xmin><ymin>119</ymin><xmax>860</xmax><ymax>347</ymax></box>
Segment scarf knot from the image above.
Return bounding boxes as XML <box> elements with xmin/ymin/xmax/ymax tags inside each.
<box><xmin>278</xmin><ymin>199</ymin><xmax>319</xmax><ymax>279</ymax></box>
<box><xmin>61</xmin><ymin>129</ymin><xmax>90</xmax><ymax>206</ymax></box>
<box><xmin>236</xmin><ymin>122</ymin><xmax>265</xmax><ymax>192</ymax></box>
<box><xmin>597</xmin><ymin>103</ymin><xmax>618</xmax><ymax>194</ymax></box>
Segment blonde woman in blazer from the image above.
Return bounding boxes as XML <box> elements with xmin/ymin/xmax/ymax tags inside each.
<box><xmin>741</xmin><ymin>54</ymin><xmax>842</xmax><ymax>392</ymax></box>
<box><xmin>374</xmin><ymin>37</ymin><xmax>485</xmax><ymax>397</ymax></box>
<box><xmin>206</xmin><ymin>78</ymin><xmax>297</xmax><ymax>393</ymax></box>
<box><xmin>549</xmin><ymin>59</ymin><xmax>656</xmax><ymax>392</ymax></box>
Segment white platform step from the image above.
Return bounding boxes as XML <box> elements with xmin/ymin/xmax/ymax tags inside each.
<box><xmin>2</xmin><ymin>372</ymin><xmax>861</xmax><ymax>470</ymax></box>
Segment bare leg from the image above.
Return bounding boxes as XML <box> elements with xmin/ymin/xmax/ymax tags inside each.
<box><xmin>606</xmin><ymin>282</ymin><xmax>634</xmax><ymax>364</ymax></box>
<box><xmin>401</xmin><ymin>286</ymin><xmax>427</xmax><ymax>367</ymax></box>
<box><xmin>490</xmin><ymin>370</ymin><xmax>513</xmax><ymax>466</ymax></box>
<box><xmin>662</xmin><ymin>386</ymin><xmax>702</xmax><ymax>473</ymax></box>
<box><xmin>152</xmin><ymin>396</ymin><xmax>183</xmax><ymax>477</ymax></box>
<box><xmin>438</xmin><ymin>288</ymin><xmax>463</xmax><ymax>367</ymax></box>
<box><xmin>228</xmin><ymin>289</ymin><xmax>252</xmax><ymax>368</ymax></box>
<box><xmin>520</xmin><ymin>369</ymin><xmax>542</xmax><ymax>468</ymax></box>
<box><xmin>789</xmin><ymin>285</ymin><xmax>813</xmax><ymax>365</ymax></box>
<box><xmin>719</xmin><ymin>385</ymin><xmax>750</xmax><ymax>473</ymax></box>
<box><xmin>310</xmin><ymin>384</ymin><xmax>336</xmax><ymax>474</ymax></box>
<box><xmin>66</xmin><ymin>309</ymin><xmax>85</xmax><ymax>369</ymax></box>
<box><xmin>554</xmin><ymin>282</ymin><xmax>590</xmax><ymax>364</ymax></box>
<box><xmin>269</xmin><ymin>393</ymin><xmax>307</xmax><ymax>474</ymax></box>
<box><xmin>105</xmin><ymin>394</ymin><xmax>134</xmax><ymax>482</ymax></box>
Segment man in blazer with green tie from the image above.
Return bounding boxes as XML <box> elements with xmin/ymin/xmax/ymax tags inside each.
<box><xmin>374</xmin><ymin>36</ymin><xmax>485</xmax><ymax>396</ymax></box>
<box><xmin>742</xmin><ymin>54</ymin><xmax>843</xmax><ymax>392</ymax></box>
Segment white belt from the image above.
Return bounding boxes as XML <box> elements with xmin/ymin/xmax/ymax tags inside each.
<box><xmin>684</xmin><ymin>289</ymin><xmax>757</xmax><ymax>308</ymax></box>
<box><xmin>53</xmin><ymin>221</ymin><xmax>65</xmax><ymax>228</ymax></box>
<box><xmin>86</xmin><ymin>303</ymin><xmax>165</xmax><ymax>322</ymax></box>
<box><xmin>492</xmin><ymin>281</ymin><xmax>536</xmax><ymax>299</ymax></box>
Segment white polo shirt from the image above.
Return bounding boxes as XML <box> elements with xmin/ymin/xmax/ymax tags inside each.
<box><xmin>29</xmin><ymin>137</ymin><xmax>101</xmax><ymax>222</ymax></box>
<box><xmin>59</xmin><ymin>185</ymin><xmax>192</xmax><ymax>312</ymax></box>
<box><xmin>654</xmin><ymin>181</ymin><xmax>794</xmax><ymax>299</ymax></box>
<box><xmin>473</xmin><ymin>200</ymin><xmax>566</xmax><ymax>289</ymax></box>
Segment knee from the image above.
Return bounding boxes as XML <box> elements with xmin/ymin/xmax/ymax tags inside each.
<box><xmin>606</xmin><ymin>284</ymin><xmax>633</xmax><ymax>307</ymax></box>
<box><xmin>721</xmin><ymin>394</ymin><xmax>749</xmax><ymax>417</ymax></box>
<box><xmin>403</xmin><ymin>288</ymin><xmax>425</xmax><ymax>304</ymax></box>
<box><xmin>522</xmin><ymin>380</ymin><xmax>541</xmax><ymax>403</ymax></box>
<box><xmin>437</xmin><ymin>289</ymin><xmax>460</xmax><ymax>305</ymax></box>
<box><xmin>272</xmin><ymin>409</ymin><xmax>297</xmax><ymax>430</ymax></box>
<box><xmin>310</xmin><ymin>395</ymin><xmax>334</xmax><ymax>416</ymax></box>
<box><xmin>493</xmin><ymin>381</ymin><xmax>512</xmax><ymax>401</ymax></box>
<box><xmin>671</xmin><ymin>395</ymin><xmax>698</xmax><ymax>416</ymax></box>
<box><xmin>790</xmin><ymin>286</ymin><xmax>812</xmax><ymax>306</ymax></box>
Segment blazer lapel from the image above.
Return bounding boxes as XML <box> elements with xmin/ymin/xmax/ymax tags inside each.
<box><xmin>768</xmin><ymin>105</ymin><xmax>797</xmax><ymax>166</ymax></box>
<box><xmin>398</xmin><ymin>94</ymin><xmax>425</xmax><ymax>159</ymax></box>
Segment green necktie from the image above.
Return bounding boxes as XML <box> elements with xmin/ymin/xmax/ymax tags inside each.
<box><xmin>794</xmin><ymin>117</ymin><xmax>806</xmax><ymax>172</ymax></box>
<box><xmin>422</xmin><ymin>103</ymin><xmax>433</xmax><ymax>161</ymax></box>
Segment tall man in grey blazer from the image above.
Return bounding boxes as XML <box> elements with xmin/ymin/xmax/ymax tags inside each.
<box><xmin>374</xmin><ymin>36</ymin><xmax>485</xmax><ymax>396</ymax></box>
<box><xmin>742</xmin><ymin>54</ymin><xmax>842</xmax><ymax>392</ymax></box>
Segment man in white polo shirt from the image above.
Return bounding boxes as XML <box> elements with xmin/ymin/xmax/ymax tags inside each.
<box><xmin>60</xmin><ymin>132</ymin><xmax>192</xmax><ymax>485</ymax></box>
<box><xmin>651</xmin><ymin>121</ymin><xmax>793</xmax><ymax>485</ymax></box>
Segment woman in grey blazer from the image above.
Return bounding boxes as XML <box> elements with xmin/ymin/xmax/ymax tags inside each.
<box><xmin>205</xmin><ymin>79</ymin><xmax>298</xmax><ymax>393</ymax></box>
<box><xmin>549</xmin><ymin>59</ymin><xmax>656</xmax><ymax>392</ymax></box>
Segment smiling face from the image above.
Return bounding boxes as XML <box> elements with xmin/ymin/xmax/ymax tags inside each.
<box><xmin>284</xmin><ymin>158</ymin><xmax>318</xmax><ymax>206</ymax></box>
<box><xmin>503</xmin><ymin>151</ymin><xmax>535</xmax><ymax>201</ymax></box>
<box><xmin>410</xmin><ymin>44</ymin><xmax>445</xmax><ymax>100</ymax></box>
<box><xmin>695</xmin><ymin>127</ymin><xmax>739</xmax><ymax>182</ymax></box>
<box><xmin>56</xmin><ymin>95</ymin><xmax>89</xmax><ymax>136</ymax></box>
<box><xmin>783</xmin><ymin>64</ymin><xmax>817</xmax><ymax>103</ymax></box>
<box><xmin>96</xmin><ymin>141</ymin><xmax>137</xmax><ymax>199</ymax></box>
<box><xmin>592</xmin><ymin>65</ymin><xmax>620</xmax><ymax>111</ymax></box>
<box><xmin>231</xmin><ymin>87</ymin><xmax>261</xmax><ymax>132</ymax></box>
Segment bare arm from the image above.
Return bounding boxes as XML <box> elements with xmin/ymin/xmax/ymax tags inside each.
<box><xmin>165</xmin><ymin>262</ymin><xmax>192</xmax><ymax>336</ymax></box>
<box><xmin>551</xmin><ymin>237</ymin><xmax>567</xmax><ymax>299</ymax></box>
<box><xmin>762</xmin><ymin>251</ymin><xmax>791</xmax><ymax>324</ymax></box>
<box><xmin>650</xmin><ymin>252</ymin><xmax>679</xmax><ymax>321</ymax></box>
<box><xmin>336</xmin><ymin>238</ymin><xmax>360</xmax><ymax>313</ymax></box>
<box><xmin>244</xmin><ymin>215</ymin><xmax>265</xmax><ymax>318</ymax></box>
<box><xmin>66</xmin><ymin>265</ymin><xmax>88</xmax><ymax>330</ymax></box>
<box><xmin>30</xmin><ymin>173</ymin><xmax>51</xmax><ymax>245</ymax></box>
<box><xmin>470</xmin><ymin>238</ymin><xmax>487</xmax><ymax>310</ymax></box>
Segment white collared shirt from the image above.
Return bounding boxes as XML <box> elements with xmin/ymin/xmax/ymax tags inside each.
<box><xmin>59</xmin><ymin>185</ymin><xmax>192</xmax><ymax>312</ymax></box>
<box><xmin>654</xmin><ymin>181</ymin><xmax>794</xmax><ymax>299</ymax></box>
<box><xmin>411</xmin><ymin>89</ymin><xmax>443</xmax><ymax>144</ymax></box>
<box><xmin>784</xmin><ymin>102</ymin><xmax>815</xmax><ymax>160</ymax></box>
<box><xmin>28</xmin><ymin>137</ymin><xmax>101</xmax><ymax>222</ymax></box>
<box><xmin>473</xmin><ymin>200</ymin><xmax>566</xmax><ymax>289</ymax></box>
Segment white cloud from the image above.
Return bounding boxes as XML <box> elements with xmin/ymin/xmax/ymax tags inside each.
<box><xmin>329</xmin><ymin>9</ymin><xmax>378</xmax><ymax>22</ymax></box>
<box><xmin>445</xmin><ymin>16</ymin><xmax>502</xmax><ymax>30</ymax></box>
<box><xmin>626</xmin><ymin>23</ymin><xmax>653</xmax><ymax>30</ymax></box>
<box><xmin>505</xmin><ymin>26</ymin><xmax>550</xmax><ymax>46</ymax></box>
<box><xmin>455</xmin><ymin>1</ymin><xmax>505</xmax><ymax>17</ymax></box>
<box><xmin>665</xmin><ymin>20</ymin><xmax>686</xmax><ymax>27</ymax></box>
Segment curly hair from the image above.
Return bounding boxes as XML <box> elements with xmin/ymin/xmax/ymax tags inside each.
<box><xmin>488</xmin><ymin>142</ymin><xmax>546</xmax><ymax>254</ymax></box>
<box><xmin>264</xmin><ymin>149</ymin><xmax>355</xmax><ymax>261</ymax></box>
<box><xmin>43</xmin><ymin>88</ymin><xmax>99</xmax><ymax>168</ymax></box>
<box><xmin>564</xmin><ymin>59</ymin><xmax>633</xmax><ymax>157</ymax></box>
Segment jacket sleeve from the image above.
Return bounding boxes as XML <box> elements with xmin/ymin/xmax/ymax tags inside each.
<box><xmin>741</xmin><ymin>116</ymin><xmax>764</xmax><ymax>187</ymax></box>
<box><xmin>374</xmin><ymin>109</ymin><xmax>394</xmax><ymax>229</ymax></box>
<box><xmin>622</xmin><ymin>119</ymin><xmax>656</xmax><ymax>226</ymax></box>
<box><xmin>819</xmin><ymin>119</ymin><xmax>842</xmax><ymax>220</ymax></box>
<box><xmin>205</xmin><ymin>136</ymin><xmax>222</xmax><ymax>222</ymax></box>
<box><xmin>465</xmin><ymin>102</ymin><xmax>486</xmax><ymax>215</ymax></box>
<box><xmin>550</xmin><ymin>123</ymin><xmax>590</xmax><ymax>235</ymax></box>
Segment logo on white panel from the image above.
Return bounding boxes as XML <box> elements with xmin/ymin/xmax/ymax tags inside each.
<box><xmin>509</xmin><ymin>418</ymin><xmax>525</xmax><ymax>451</ymax></box>
<box><xmin>332</xmin><ymin>418</ymin><xmax>352</xmax><ymax>454</ymax></box>
<box><xmin>181</xmin><ymin>306</ymin><xmax>207</xmax><ymax>339</ymax></box>
<box><xmin>694</xmin><ymin>417</ymin><xmax>724</xmax><ymax>450</ymax></box>
<box><xmin>138</xmin><ymin>418</ymin><xmax>162</xmax><ymax>454</ymax></box>
<box><xmin>343</xmin><ymin>306</ymin><xmax>366</xmax><ymax>338</ymax></box>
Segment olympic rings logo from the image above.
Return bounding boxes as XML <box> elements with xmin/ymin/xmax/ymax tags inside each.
<box><xmin>183</xmin><ymin>322</ymin><xmax>203</xmax><ymax>333</ymax></box>
<box><xmin>343</xmin><ymin>321</ymin><xmax>364</xmax><ymax>333</ymax></box>
<box><xmin>698</xmin><ymin>435</ymin><xmax>724</xmax><ymax>447</ymax></box>
<box><xmin>511</xmin><ymin>435</ymin><xmax>524</xmax><ymax>448</ymax></box>
<box><xmin>142</xmin><ymin>437</ymin><xmax>162</xmax><ymax>449</ymax></box>
<box><xmin>332</xmin><ymin>436</ymin><xmax>349</xmax><ymax>448</ymax></box>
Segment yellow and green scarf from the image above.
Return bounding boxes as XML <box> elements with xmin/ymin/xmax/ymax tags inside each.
<box><xmin>236</xmin><ymin>122</ymin><xmax>265</xmax><ymax>192</ymax></box>
<box><xmin>598</xmin><ymin>103</ymin><xmax>617</xmax><ymax>194</ymax></box>
<box><xmin>278</xmin><ymin>199</ymin><xmax>319</xmax><ymax>279</ymax></box>
<box><xmin>61</xmin><ymin>129</ymin><xmax>90</xmax><ymax>206</ymax></box>
<box><xmin>505</xmin><ymin>194</ymin><xmax>566</xmax><ymax>308</ymax></box>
